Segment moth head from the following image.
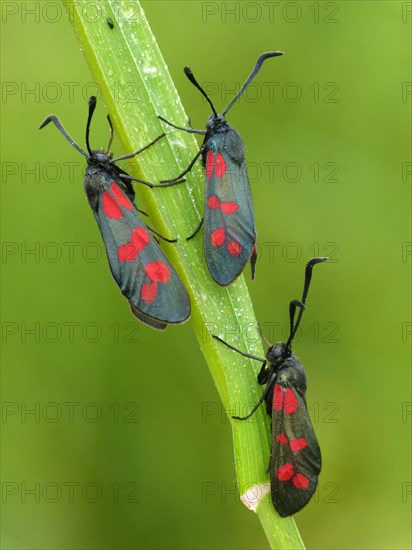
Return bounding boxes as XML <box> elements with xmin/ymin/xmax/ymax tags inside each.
<box><xmin>92</xmin><ymin>149</ymin><xmax>112</xmax><ymax>164</ymax></box>
<box><xmin>266</xmin><ymin>342</ymin><xmax>288</xmax><ymax>364</ymax></box>
<box><xmin>207</xmin><ymin>114</ymin><xmax>227</xmax><ymax>132</ymax></box>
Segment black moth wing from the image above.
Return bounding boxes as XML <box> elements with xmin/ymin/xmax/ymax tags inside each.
<box><xmin>84</xmin><ymin>167</ymin><xmax>190</xmax><ymax>328</ymax></box>
<box><xmin>270</xmin><ymin>367</ymin><xmax>321</xmax><ymax>517</ymax></box>
<box><xmin>203</xmin><ymin>128</ymin><xmax>256</xmax><ymax>286</ymax></box>
<box><xmin>129</xmin><ymin>305</ymin><xmax>168</xmax><ymax>331</ymax></box>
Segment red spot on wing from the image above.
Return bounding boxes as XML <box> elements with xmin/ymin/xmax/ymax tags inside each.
<box><xmin>111</xmin><ymin>183</ymin><xmax>133</xmax><ymax>210</ymax></box>
<box><xmin>141</xmin><ymin>282</ymin><xmax>158</xmax><ymax>303</ymax></box>
<box><xmin>277</xmin><ymin>464</ymin><xmax>294</xmax><ymax>481</ymax></box>
<box><xmin>207</xmin><ymin>195</ymin><xmax>220</xmax><ymax>209</ymax></box>
<box><xmin>131</xmin><ymin>226</ymin><xmax>150</xmax><ymax>249</ymax></box>
<box><xmin>117</xmin><ymin>226</ymin><xmax>151</xmax><ymax>262</ymax></box>
<box><xmin>102</xmin><ymin>191</ymin><xmax>122</xmax><ymax>219</ymax></box>
<box><xmin>211</xmin><ymin>228</ymin><xmax>226</xmax><ymax>247</ymax></box>
<box><xmin>145</xmin><ymin>261</ymin><xmax>171</xmax><ymax>283</ymax></box>
<box><xmin>207</xmin><ymin>197</ymin><xmax>238</xmax><ymax>215</ymax></box>
<box><xmin>206</xmin><ymin>151</ymin><xmax>215</xmax><ymax>179</ymax></box>
<box><xmin>284</xmin><ymin>388</ymin><xmax>298</xmax><ymax>414</ymax></box>
<box><xmin>289</xmin><ymin>438</ymin><xmax>308</xmax><ymax>452</ymax></box>
<box><xmin>276</xmin><ymin>433</ymin><xmax>288</xmax><ymax>445</ymax></box>
<box><xmin>293</xmin><ymin>474</ymin><xmax>310</xmax><ymax>490</ymax></box>
<box><xmin>118</xmin><ymin>242</ymin><xmax>138</xmax><ymax>262</ymax></box>
<box><xmin>215</xmin><ymin>152</ymin><xmax>226</xmax><ymax>177</ymax></box>
<box><xmin>273</xmin><ymin>384</ymin><xmax>283</xmax><ymax>411</ymax></box>
<box><xmin>227</xmin><ymin>241</ymin><xmax>243</xmax><ymax>256</ymax></box>
<box><xmin>220</xmin><ymin>202</ymin><xmax>238</xmax><ymax>214</ymax></box>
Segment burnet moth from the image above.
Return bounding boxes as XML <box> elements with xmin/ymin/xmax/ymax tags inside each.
<box><xmin>213</xmin><ymin>257</ymin><xmax>327</xmax><ymax>516</ymax></box>
<box><xmin>159</xmin><ymin>52</ymin><xmax>284</xmax><ymax>286</ymax></box>
<box><xmin>39</xmin><ymin>96</ymin><xmax>190</xmax><ymax>330</ymax></box>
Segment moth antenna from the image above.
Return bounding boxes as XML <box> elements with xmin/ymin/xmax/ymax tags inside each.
<box><xmin>222</xmin><ymin>51</ymin><xmax>284</xmax><ymax>116</ymax></box>
<box><xmin>285</xmin><ymin>257</ymin><xmax>328</xmax><ymax>351</ymax></box>
<box><xmin>184</xmin><ymin>66</ymin><xmax>218</xmax><ymax>117</ymax></box>
<box><xmin>106</xmin><ymin>115</ymin><xmax>114</xmax><ymax>152</ymax></box>
<box><xmin>38</xmin><ymin>115</ymin><xmax>87</xmax><ymax>157</ymax></box>
<box><xmin>85</xmin><ymin>96</ymin><xmax>97</xmax><ymax>156</ymax></box>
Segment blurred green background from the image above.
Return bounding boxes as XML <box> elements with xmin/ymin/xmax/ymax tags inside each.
<box><xmin>1</xmin><ymin>1</ymin><xmax>410</xmax><ymax>548</ymax></box>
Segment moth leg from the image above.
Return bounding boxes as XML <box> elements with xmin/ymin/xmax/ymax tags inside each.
<box><xmin>158</xmin><ymin>115</ymin><xmax>206</xmax><ymax>135</ymax></box>
<box><xmin>136</xmin><ymin>208</ymin><xmax>149</xmax><ymax>217</ymax></box>
<box><xmin>145</xmin><ymin>225</ymin><xmax>178</xmax><ymax>244</ymax></box>
<box><xmin>186</xmin><ymin>217</ymin><xmax>204</xmax><ymax>241</ymax></box>
<box><xmin>213</xmin><ymin>335</ymin><xmax>272</xmax><ymax>420</ymax></box>
<box><xmin>111</xmin><ymin>133</ymin><xmax>166</xmax><ymax>162</ymax></box>
<box><xmin>212</xmin><ymin>335</ymin><xmax>266</xmax><ymax>363</ymax></box>
<box><xmin>233</xmin><ymin>372</ymin><xmax>277</xmax><ymax>421</ymax></box>
<box><xmin>160</xmin><ymin>147</ymin><xmax>205</xmax><ymax>183</ymax></box>
<box><xmin>119</xmin><ymin>173</ymin><xmax>186</xmax><ymax>188</ymax></box>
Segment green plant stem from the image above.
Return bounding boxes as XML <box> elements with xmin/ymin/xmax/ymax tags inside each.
<box><xmin>63</xmin><ymin>1</ymin><xmax>304</xmax><ymax>547</ymax></box>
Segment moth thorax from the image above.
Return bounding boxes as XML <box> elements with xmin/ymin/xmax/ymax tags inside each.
<box><xmin>92</xmin><ymin>150</ymin><xmax>112</xmax><ymax>163</ymax></box>
<box><xmin>279</xmin><ymin>358</ymin><xmax>307</xmax><ymax>390</ymax></box>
